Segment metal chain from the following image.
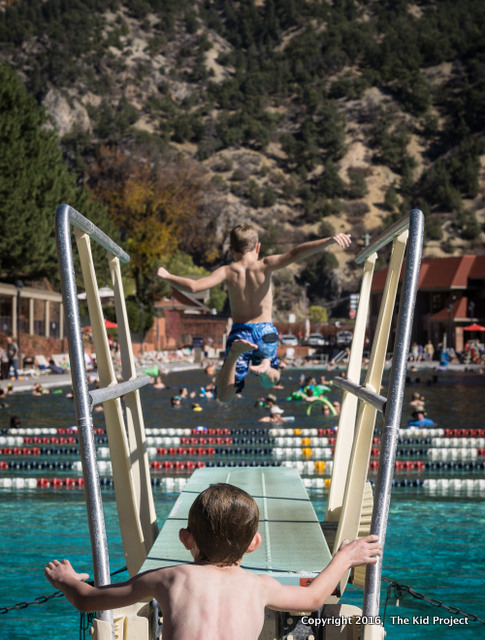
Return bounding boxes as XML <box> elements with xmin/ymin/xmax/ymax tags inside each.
<box><xmin>382</xmin><ymin>577</ymin><xmax>485</xmax><ymax>625</ymax></box>
<box><xmin>0</xmin><ymin>565</ymin><xmax>127</xmax><ymax>616</ymax></box>
<box><xmin>0</xmin><ymin>590</ymin><xmax>64</xmax><ymax>615</ymax></box>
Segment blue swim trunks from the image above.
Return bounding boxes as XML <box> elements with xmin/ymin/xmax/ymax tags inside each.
<box><xmin>225</xmin><ymin>322</ymin><xmax>279</xmax><ymax>393</ymax></box>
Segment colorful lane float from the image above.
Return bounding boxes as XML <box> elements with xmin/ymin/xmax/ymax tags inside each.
<box><xmin>2</xmin><ymin>472</ymin><xmax>485</xmax><ymax>495</ymax></box>
<box><xmin>2</xmin><ymin>424</ymin><xmax>485</xmax><ymax>496</ymax></box>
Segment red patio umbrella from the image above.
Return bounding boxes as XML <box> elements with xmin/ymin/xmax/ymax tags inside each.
<box><xmin>86</xmin><ymin>319</ymin><xmax>118</xmax><ymax>330</ymax></box>
<box><xmin>463</xmin><ymin>323</ymin><xmax>485</xmax><ymax>331</ymax></box>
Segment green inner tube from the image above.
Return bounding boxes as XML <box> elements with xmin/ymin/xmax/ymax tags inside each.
<box><xmin>306</xmin><ymin>397</ymin><xmax>337</xmax><ymax>416</ymax></box>
<box><xmin>288</xmin><ymin>385</ymin><xmax>332</xmax><ymax>402</ymax></box>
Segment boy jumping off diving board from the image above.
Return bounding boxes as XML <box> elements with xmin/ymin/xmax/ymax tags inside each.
<box><xmin>157</xmin><ymin>224</ymin><xmax>351</xmax><ymax>401</ymax></box>
<box><xmin>45</xmin><ymin>482</ymin><xmax>380</xmax><ymax>640</ymax></box>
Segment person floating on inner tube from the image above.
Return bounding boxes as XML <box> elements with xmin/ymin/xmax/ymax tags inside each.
<box><xmin>288</xmin><ymin>377</ymin><xmax>332</xmax><ymax>403</ymax></box>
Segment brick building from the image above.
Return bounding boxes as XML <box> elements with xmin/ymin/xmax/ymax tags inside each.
<box><xmin>146</xmin><ymin>289</ymin><xmax>230</xmax><ymax>351</ymax></box>
<box><xmin>371</xmin><ymin>255</ymin><xmax>485</xmax><ymax>353</ymax></box>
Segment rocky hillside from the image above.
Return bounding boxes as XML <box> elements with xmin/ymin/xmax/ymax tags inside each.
<box><xmin>1</xmin><ymin>0</ymin><xmax>484</xmax><ymax>319</ymax></box>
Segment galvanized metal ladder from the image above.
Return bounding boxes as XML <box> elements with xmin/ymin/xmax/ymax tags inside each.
<box><xmin>322</xmin><ymin>208</ymin><xmax>424</xmax><ymax>639</ymax></box>
<box><xmin>56</xmin><ymin>204</ymin><xmax>158</xmax><ymax>637</ymax></box>
<box><xmin>56</xmin><ymin>203</ymin><xmax>423</xmax><ymax>640</ymax></box>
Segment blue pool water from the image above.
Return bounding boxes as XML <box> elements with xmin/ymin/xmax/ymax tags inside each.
<box><xmin>1</xmin><ymin>367</ymin><xmax>484</xmax><ymax>639</ymax></box>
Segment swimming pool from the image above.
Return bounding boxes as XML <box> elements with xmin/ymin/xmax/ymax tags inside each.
<box><xmin>1</xmin><ymin>366</ymin><xmax>484</xmax><ymax>639</ymax></box>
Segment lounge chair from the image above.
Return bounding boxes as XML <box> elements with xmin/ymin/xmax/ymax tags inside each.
<box><xmin>32</xmin><ymin>354</ymin><xmax>55</xmax><ymax>374</ymax></box>
<box><xmin>51</xmin><ymin>353</ymin><xmax>71</xmax><ymax>371</ymax></box>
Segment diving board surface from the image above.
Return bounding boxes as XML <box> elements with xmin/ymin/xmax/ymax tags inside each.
<box><xmin>141</xmin><ymin>467</ymin><xmax>331</xmax><ymax>585</ymax></box>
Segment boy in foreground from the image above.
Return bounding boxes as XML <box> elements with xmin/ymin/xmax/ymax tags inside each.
<box><xmin>157</xmin><ymin>224</ymin><xmax>351</xmax><ymax>401</ymax></box>
<box><xmin>45</xmin><ymin>483</ymin><xmax>381</xmax><ymax>640</ymax></box>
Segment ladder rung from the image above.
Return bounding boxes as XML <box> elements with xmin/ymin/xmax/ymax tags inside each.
<box><xmin>333</xmin><ymin>377</ymin><xmax>387</xmax><ymax>413</ymax></box>
<box><xmin>89</xmin><ymin>375</ymin><xmax>152</xmax><ymax>409</ymax></box>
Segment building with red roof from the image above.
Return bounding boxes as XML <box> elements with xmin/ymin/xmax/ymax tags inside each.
<box><xmin>371</xmin><ymin>255</ymin><xmax>485</xmax><ymax>355</ymax></box>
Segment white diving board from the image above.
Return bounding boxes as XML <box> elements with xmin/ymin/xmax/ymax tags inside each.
<box><xmin>141</xmin><ymin>467</ymin><xmax>332</xmax><ymax>585</ymax></box>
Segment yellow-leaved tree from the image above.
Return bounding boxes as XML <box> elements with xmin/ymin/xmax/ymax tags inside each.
<box><xmin>90</xmin><ymin>146</ymin><xmax>211</xmax><ymax>301</ymax></box>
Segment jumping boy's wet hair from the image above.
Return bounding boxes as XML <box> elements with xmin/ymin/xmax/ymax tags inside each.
<box><xmin>187</xmin><ymin>483</ymin><xmax>259</xmax><ymax>565</ymax></box>
<box><xmin>229</xmin><ymin>224</ymin><xmax>259</xmax><ymax>256</ymax></box>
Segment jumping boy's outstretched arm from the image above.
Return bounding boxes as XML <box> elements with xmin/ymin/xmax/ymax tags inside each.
<box><xmin>262</xmin><ymin>233</ymin><xmax>352</xmax><ymax>272</ymax></box>
<box><xmin>261</xmin><ymin>534</ymin><xmax>381</xmax><ymax>612</ymax></box>
<box><xmin>157</xmin><ymin>265</ymin><xmax>228</xmax><ymax>294</ymax></box>
<box><xmin>44</xmin><ymin>559</ymin><xmax>159</xmax><ymax>613</ymax></box>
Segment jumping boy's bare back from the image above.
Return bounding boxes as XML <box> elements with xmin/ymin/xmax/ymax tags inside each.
<box><xmin>157</xmin><ymin>225</ymin><xmax>351</xmax><ymax>325</ymax></box>
<box><xmin>223</xmin><ymin>252</ymin><xmax>274</xmax><ymax>325</ymax></box>
<box><xmin>45</xmin><ymin>484</ymin><xmax>380</xmax><ymax>640</ymax></box>
<box><xmin>157</xmin><ymin>225</ymin><xmax>351</xmax><ymax>401</ymax></box>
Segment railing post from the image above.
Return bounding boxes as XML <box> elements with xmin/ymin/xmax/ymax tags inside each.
<box><xmin>55</xmin><ymin>205</ymin><xmax>114</xmax><ymax>633</ymax></box>
<box><xmin>362</xmin><ymin>209</ymin><xmax>424</xmax><ymax>630</ymax></box>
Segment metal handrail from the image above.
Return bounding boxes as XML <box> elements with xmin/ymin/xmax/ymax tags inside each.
<box><xmin>363</xmin><ymin>209</ymin><xmax>424</xmax><ymax>627</ymax></box>
<box><xmin>89</xmin><ymin>375</ymin><xmax>151</xmax><ymax>409</ymax></box>
<box><xmin>322</xmin><ymin>208</ymin><xmax>424</xmax><ymax>640</ymax></box>
<box><xmin>56</xmin><ymin>204</ymin><xmax>159</xmax><ymax>640</ymax></box>
<box><xmin>55</xmin><ymin>205</ymin><xmax>113</xmax><ymax>628</ymax></box>
<box><xmin>63</xmin><ymin>205</ymin><xmax>130</xmax><ymax>263</ymax></box>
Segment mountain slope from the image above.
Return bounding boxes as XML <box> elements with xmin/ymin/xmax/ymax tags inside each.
<box><xmin>1</xmin><ymin>0</ymin><xmax>484</xmax><ymax>318</ymax></box>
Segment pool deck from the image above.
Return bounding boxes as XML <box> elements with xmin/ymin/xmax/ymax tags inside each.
<box><xmin>0</xmin><ymin>360</ymin><xmax>201</xmax><ymax>394</ymax></box>
<box><xmin>1</xmin><ymin>359</ymin><xmax>483</xmax><ymax>395</ymax></box>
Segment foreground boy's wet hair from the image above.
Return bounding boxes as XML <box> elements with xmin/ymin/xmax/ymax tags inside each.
<box><xmin>186</xmin><ymin>483</ymin><xmax>259</xmax><ymax>565</ymax></box>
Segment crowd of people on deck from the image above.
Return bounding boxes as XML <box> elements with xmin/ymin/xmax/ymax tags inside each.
<box><xmin>409</xmin><ymin>338</ymin><xmax>485</xmax><ymax>368</ymax></box>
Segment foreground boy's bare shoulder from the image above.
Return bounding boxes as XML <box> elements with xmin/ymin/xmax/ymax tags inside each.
<box><xmin>158</xmin><ymin>562</ymin><xmax>268</xmax><ymax>640</ymax></box>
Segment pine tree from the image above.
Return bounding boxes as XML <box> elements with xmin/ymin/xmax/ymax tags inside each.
<box><xmin>0</xmin><ymin>63</ymin><xmax>112</xmax><ymax>283</ymax></box>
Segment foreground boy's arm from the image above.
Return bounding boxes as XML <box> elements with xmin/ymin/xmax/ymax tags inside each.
<box><xmin>45</xmin><ymin>535</ymin><xmax>380</xmax><ymax>615</ymax></box>
<box><xmin>262</xmin><ymin>535</ymin><xmax>381</xmax><ymax>612</ymax></box>
<box><xmin>44</xmin><ymin>560</ymin><xmax>161</xmax><ymax>612</ymax></box>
